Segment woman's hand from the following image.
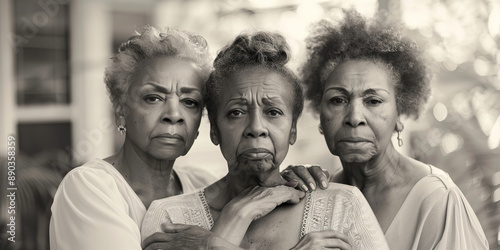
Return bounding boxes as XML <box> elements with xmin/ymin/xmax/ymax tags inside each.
<box><xmin>142</xmin><ymin>224</ymin><xmax>243</xmax><ymax>250</ymax></box>
<box><xmin>290</xmin><ymin>231</ymin><xmax>351</xmax><ymax>250</ymax></box>
<box><xmin>211</xmin><ymin>185</ymin><xmax>305</xmax><ymax>246</ymax></box>
<box><xmin>282</xmin><ymin>165</ymin><xmax>330</xmax><ymax>191</ymax></box>
<box><xmin>228</xmin><ymin>185</ymin><xmax>305</xmax><ymax>221</ymax></box>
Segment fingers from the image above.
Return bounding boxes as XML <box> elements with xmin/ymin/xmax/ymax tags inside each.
<box><xmin>161</xmin><ymin>223</ymin><xmax>194</xmax><ymax>233</ymax></box>
<box><xmin>308</xmin><ymin>165</ymin><xmax>329</xmax><ymax>189</ymax></box>
<box><xmin>260</xmin><ymin>174</ymin><xmax>287</xmax><ymax>187</ymax></box>
<box><xmin>284</xmin><ymin>165</ymin><xmax>315</xmax><ymax>191</ymax></box>
<box><xmin>291</xmin><ymin>231</ymin><xmax>351</xmax><ymax>250</ymax></box>
<box><xmin>271</xmin><ymin>186</ymin><xmax>305</xmax><ymax>204</ymax></box>
<box><xmin>316</xmin><ymin>230</ymin><xmax>350</xmax><ymax>244</ymax></box>
<box><xmin>281</xmin><ymin>168</ymin><xmax>302</xmax><ymax>189</ymax></box>
<box><xmin>142</xmin><ymin>232</ymin><xmax>173</xmax><ymax>249</ymax></box>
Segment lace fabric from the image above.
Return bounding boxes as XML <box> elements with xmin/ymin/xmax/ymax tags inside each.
<box><xmin>142</xmin><ymin>185</ymin><xmax>388</xmax><ymax>249</ymax></box>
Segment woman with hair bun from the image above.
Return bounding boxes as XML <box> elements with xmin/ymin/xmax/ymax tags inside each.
<box><xmin>141</xmin><ymin>30</ymin><xmax>389</xmax><ymax>250</ymax></box>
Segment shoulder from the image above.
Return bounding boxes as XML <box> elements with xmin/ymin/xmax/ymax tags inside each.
<box><xmin>406</xmin><ymin>166</ymin><xmax>488</xmax><ymax>249</ymax></box>
<box><xmin>148</xmin><ymin>190</ymin><xmax>202</xmax><ymax>213</ymax></box>
<box><xmin>308</xmin><ymin>183</ymin><xmax>372</xmax><ymax>219</ymax></box>
<box><xmin>314</xmin><ymin>183</ymin><xmax>365</xmax><ymax>203</ymax></box>
<box><xmin>412</xmin><ymin>166</ymin><xmax>466</xmax><ymax>209</ymax></box>
<box><xmin>59</xmin><ymin>159</ymin><xmax>121</xmax><ymax>191</ymax></box>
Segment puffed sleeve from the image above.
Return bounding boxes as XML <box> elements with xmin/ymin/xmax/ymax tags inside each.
<box><xmin>423</xmin><ymin>187</ymin><xmax>489</xmax><ymax>250</ymax></box>
<box><xmin>49</xmin><ymin>168</ymin><xmax>142</xmax><ymax>250</ymax></box>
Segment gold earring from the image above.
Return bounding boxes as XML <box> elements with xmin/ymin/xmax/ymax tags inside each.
<box><xmin>397</xmin><ymin>131</ymin><xmax>403</xmax><ymax>147</ymax></box>
<box><xmin>117</xmin><ymin>125</ymin><xmax>126</xmax><ymax>135</ymax></box>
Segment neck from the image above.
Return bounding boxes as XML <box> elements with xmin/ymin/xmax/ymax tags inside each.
<box><xmin>110</xmin><ymin>138</ymin><xmax>176</xmax><ymax>190</ymax></box>
<box><xmin>341</xmin><ymin>143</ymin><xmax>404</xmax><ymax>191</ymax></box>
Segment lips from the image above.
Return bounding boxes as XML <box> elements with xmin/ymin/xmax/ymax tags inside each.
<box><xmin>238</xmin><ymin>148</ymin><xmax>273</xmax><ymax>160</ymax></box>
<box><xmin>338</xmin><ymin>137</ymin><xmax>371</xmax><ymax>143</ymax></box>
<box><xmin>154</xmin><ymin>133</ymin><xmax>184</xmax><ymax>144</ymax></box>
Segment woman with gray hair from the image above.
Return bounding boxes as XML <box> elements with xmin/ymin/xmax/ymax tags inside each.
<box><xmin>141</xmin><ymin>30</ymin><xmax>389</xmax><ymax>250</ymax></box>
<box><xmin>49</xmin><ymin>26</ymin><xmax>220</xmax><ymax>250</ymax></box>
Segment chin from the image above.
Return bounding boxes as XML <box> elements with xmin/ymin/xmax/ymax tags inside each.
<box><xmin>244</xmin><ymin>160</ymin><xmax>276</xmax><ymax>172</ymax></box>
<box><xmin>335</xmin><ymin>148</ymin><xmax>377</xmax><ymax>164</ymax></box>
<box><xmin>339</xmin><ymin>154</ymin><xmax>372</xmax><ymax>163</ymax></box>
<box><xmin>149</xmin><ymin>149</ymin><xmax>184</xmax><ymax>161</ymax></box>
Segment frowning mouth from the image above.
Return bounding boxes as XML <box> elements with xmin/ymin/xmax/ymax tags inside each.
<box><xmin>238</xmin><ymin>148</ymin><xmax>273</xmax><ymax>160</ymax></box>
<box><xmin>338</xmin><ymin>137</ymin><xmax>371</xmax><ymax>143</ymax></box>
<box><xmin>154</xmin><ymin>133</ymin><xmax>184</xmax><ymax>143</ymax></box>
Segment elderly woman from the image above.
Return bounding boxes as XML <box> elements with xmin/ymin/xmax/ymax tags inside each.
<box><xmin>299</xmin><ymin>10</ymin><xmax>488</xmax><ymax>249</ymax></box>
<box><xmin>48</xmin><ymin>26</ymin><xmax>219</xmax><ymax>250</ymax></box>
<box><xmin>49</xmin><ymin>26</ymin><xmax>326</xmax><ymax>250</ymax></box>
<box><xmin>141</xmin><ymin>31</ymin><xmax>389</xmax><ymax>250</ymax></box>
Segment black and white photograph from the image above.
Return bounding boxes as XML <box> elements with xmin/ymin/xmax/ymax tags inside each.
<box><xmin>0</xmin><ymin>0</ymin><xmax>499</xmax><ymax>249</ymax></box>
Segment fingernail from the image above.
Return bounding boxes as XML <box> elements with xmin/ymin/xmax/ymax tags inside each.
<box><xmin>309</xmin><ymin>183</ymin><xmax>316</xmax><ymax>190</ymax></box>
<box><xmin>301</xmin><ymin>184</ymin><xmax>309</xmax><ymax>192</ymax></box>
<box><xmin>321</xmin><ymin>181</ymin><xmax>327</xmax><ymax>188</ymax></box>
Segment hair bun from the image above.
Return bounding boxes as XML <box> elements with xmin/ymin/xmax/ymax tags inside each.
<box><xmin>214</xmin><ymin>31</ymin><xmax>290</xmax><ymax>69</ymax></box>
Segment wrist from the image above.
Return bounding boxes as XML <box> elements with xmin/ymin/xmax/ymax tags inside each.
<box><xmin>207</xmin><ymin>234</ymin><xmax>244</xmax><ymax>250</ymax></box>
<box><xmin>223</xmin><ymin>203</ymin><xmax>254</xmax><ymax>224</ymax></box>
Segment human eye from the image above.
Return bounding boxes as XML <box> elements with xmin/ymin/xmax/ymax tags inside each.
<box><xmin>144</xmin><ymin>95</ymin><xmax>164</xmax><ymax>104</ymax></box>
<box><xmin>365</xmin><ymin>97</ymin><xmax>383</xmax><ymax>106</ymax></box>
<box><xmin>182</xmin><ymin>98</ymin><xmax>200</xmax><ymax>109</ymax></box>
<box><xmin>227</xmin><ymin>109</ymin><xmax>245</xmax><ymax>118</ymax></box>
<box><xmin>329</xmin><ymin>96</ymin><xmax>348</xmax><ymax>105</ymax></box>
<box><xmin>266</xmin><ymin>108</ymin><xmax>283</xmax><ymax>117</ymax></box>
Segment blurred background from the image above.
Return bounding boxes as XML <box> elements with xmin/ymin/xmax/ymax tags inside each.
<box><xmin>0</xmin><ymin>0</ymin><xmax>499</xmax><ymax>249</ymax></box>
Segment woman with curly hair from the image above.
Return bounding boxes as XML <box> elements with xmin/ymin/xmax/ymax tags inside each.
<box><xmin>141</xmin><ymin>30</ymin><xmax>389</xmax><ymax>250</ymax></box>
<box><xmin>300</xmin><ymin>9</ymin><xmax>488</xmax><ymax>249</ymax></box>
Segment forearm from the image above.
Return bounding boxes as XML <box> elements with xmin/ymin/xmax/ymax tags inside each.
<box><xmin>210</xmin><ymin>207</ymin><xmax>252</xmax><ymax>246</ymax></box>
<box><xmin>207</xmin><ymin>235</ymin><xmax>245</xmax><ymax>250</ymax></box>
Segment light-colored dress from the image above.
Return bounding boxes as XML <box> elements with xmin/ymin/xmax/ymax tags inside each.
<box><xmin>141</xmin><ymin>183</ymin><xmax>389</xmax><ymax>249</ymax></box>
<box><xmin>385</xmin><ymin>166</ymin><xmax>488</xmax><ymax>249</ymax></box>
<box><xmin>49</xmin><ymin>159</ymin><xmax>218</xmax><ymax>250</ymax></box>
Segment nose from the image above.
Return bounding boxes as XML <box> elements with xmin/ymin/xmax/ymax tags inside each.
<box><xmin>344</xmin><ymin>100</ymin><xmax>366</xmax><ymax>127</ymax></box>
<box><xmin>162</xmin><ymin>98</ymin><xmax>184</xmax><ymax>124</ymax></box>
<box><xmin>244</xmin><ymin>111</ymin><xmax>268</xmax><ymax>138</ymax></box>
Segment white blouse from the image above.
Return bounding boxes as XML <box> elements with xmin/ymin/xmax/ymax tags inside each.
<box><xmin>385</xmin><ymin>166</ymin><xmax>488</xmax><ymax>249</ymax></box>
<box><xmin>49</xmin><ymin>159</ymin><xmax>217</xmax><ymax>250</ymax></box>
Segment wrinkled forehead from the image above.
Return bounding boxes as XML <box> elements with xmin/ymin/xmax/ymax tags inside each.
<box><xmin>326</xmin><ymin>60</ymin><xmax>396</xmax><ymax>92</ymax></box>
<box><xmin>220</xmin><ymin>65</ymin><xmax>293</xmax><ymax>101</ymax></box>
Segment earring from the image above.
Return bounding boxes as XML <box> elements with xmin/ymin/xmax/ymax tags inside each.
<box><xmin>397</xmin><ymin>131</ymin><xmax>403</xmax><ymax>147</ymax></box>
<box><xmin>318</xmin><ymin>124</ymin><xmax>323</xmax><ymax>135</ymax></box>
<box><xmin>117</xmin><ymin>125</ymin><xmax>126</xmax><ymax>135</ymax></box>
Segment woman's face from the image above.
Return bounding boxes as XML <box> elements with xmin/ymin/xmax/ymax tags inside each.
<box><xmin>320</xmin><ymin>60</ymin><xmax>398</xmax><ymax>163</ymax></box>
<box><xmin>211</xmin><ymin>65</ymin><xmax>297</xmax><ymax>180</ymax></box>
<box><xmin>122</xmin><ymin>56</ymin><xmax>203</xmax><ymax>160</ymax></box>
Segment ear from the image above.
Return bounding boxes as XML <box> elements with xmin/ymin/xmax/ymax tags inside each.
<box><xmin>395</xmin><ymin>117</ymin><xmax>404</xmax><ymax>132</ymax></box>
<box><xmin>210</xmin><ymin>126</ymin><xmax>219</xmax><ymax>145</ymax></box>
<box><xmin>289</xmin><ymin>121</ymin><xmax>297</xmax><ymax>145</ymax></box>
<box><xmin>115</xmin><ymin>104</ymin><xmax>126</xmax><ymax>127</ymax></box>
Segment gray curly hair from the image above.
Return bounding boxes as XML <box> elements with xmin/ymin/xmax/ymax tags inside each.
<box><xmin>104</xmin><ymin>25</ymin><xmax>212</xmax><ymax>108</ymax></box>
